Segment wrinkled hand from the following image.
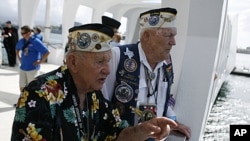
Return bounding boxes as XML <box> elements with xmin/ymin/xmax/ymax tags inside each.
<box><xmin>171</xmin><ymin>121</ymin><xmax>191</xmax><ymax>140</ymax></box>
<box><xmin>139</xmin><ymin>117</ymin><xmax>177</xmax><ymax>140</ymax></box>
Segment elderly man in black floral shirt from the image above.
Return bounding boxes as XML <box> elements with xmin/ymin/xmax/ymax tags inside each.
<box><xmin>11</xmin><ymin>23</ymin><xmax>177</xmax><ymax>141</ymax></box>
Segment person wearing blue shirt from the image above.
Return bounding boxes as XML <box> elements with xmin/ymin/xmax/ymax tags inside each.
<box><xmin>33</xmin><ymin>27</ymin><xmax>43</xmax><ymax>41</ymax></box>
<box><xmin>16</xmin><ymin>25</ymin><xmax>50</xmax><ymax>92</ymax></box>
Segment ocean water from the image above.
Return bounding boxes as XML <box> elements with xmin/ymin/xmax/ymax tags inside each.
<box><xmin>48</xmin><ymin>33</ymin><xmax>62</xmax><ymax>44</ymax></box>
<box><xmin>203</xmin><ymin>53</ymin><xmax>250</xmax><ymax>140</ymax></box>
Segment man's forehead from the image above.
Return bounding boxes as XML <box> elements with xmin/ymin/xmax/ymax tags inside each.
<box><xmin>160</xmin><ymin>27</ymin><xmax>176</xmax><ymax>31</ymax></box>
<box><xmin>80</xmin><ymin>50</ymin><xmax>112</xmax><ymax>58</ymax></box>
<box><xmin>157</xmin><ymin>27</ymin><xmax>177</xmax><ymax>33</ymax></box>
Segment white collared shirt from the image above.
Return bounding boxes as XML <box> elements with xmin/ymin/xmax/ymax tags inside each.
<box><xmin>102</xmin><ymin>43</ymin><xmax>175</xmax><ymax>121</ymax></box>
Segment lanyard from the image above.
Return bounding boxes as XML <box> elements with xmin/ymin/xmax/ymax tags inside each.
<box><xmin>143</xmin><ymin>64</ymin><xmax>160</xmax><ymax>104</ymax></box>
<box><xmin>67</xmin><ymin>73</ymin><xmax>89</xmax><ymax>140</ymax></box>
<box><xmin>71</xmin><ymin>94</ymin><xmax>88</xmax><ymax>140</ymax></box>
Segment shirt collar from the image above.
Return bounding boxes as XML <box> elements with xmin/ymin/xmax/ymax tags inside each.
<box><xmin>138</xmin><ymin>42</ymin><xmax>166</xmax><ymax>72</ymax></box>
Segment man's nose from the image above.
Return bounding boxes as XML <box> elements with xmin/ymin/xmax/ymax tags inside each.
<box><xmin>103</xmin><ymin>63</ymin><xmax>110</xmax><ymax>75</ymax></box>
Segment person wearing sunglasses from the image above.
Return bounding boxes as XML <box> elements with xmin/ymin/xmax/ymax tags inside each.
<box><xmin>15</xmin><ymin>25</ymin><xmax>50</xmax><ymax>92</ymax></box>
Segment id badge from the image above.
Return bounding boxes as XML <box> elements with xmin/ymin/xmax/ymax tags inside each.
<box><xmin>138</xmin><ymin>103</ymin><xmax>157</xmax><ymax>122</ymax></box>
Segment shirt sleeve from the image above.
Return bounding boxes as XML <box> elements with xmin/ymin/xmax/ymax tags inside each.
<box><xmin>33</xmin><ymin>38</ymin><xmax>49</xmax><ymax>54</ymax></box>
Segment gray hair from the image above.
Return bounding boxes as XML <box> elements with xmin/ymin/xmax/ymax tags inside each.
<box><xmin>139</xmin><ymin>27</ymin><xmax>158</xmax><ymax>40</ymax></box>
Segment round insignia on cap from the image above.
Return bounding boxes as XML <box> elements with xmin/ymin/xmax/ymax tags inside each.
<box><xmin>95</xmin><ymin>44</ymin><xmax>101</xmax><ymax>50</ymax></box>
<box><xmin>124</xmin><ymin>58</ymin><xmax>137</xmax><ymax>72</ymax></box>
<box><xmin>92</xmin><ymin>33</ymin><xmax>99</xmax><ymax>42</ymax></box>
<box><xmin>115</xmin><ymin>81</ymin><xmax>133</xmax><ymax>103</ymax></box>
<box><xmin>77</xmin><ymin>33</ymin><xmax>91</xmax><ymax>49</ymax></box>
<box><xmin>148</xmin><ymin>15</ymin><xmax>160</xmax><ymax>26</ymax></box>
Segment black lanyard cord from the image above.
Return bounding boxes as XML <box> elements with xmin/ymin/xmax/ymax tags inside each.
<box><xmin>71</xmin><ymin>94</ymin><xmax>88</xmax><ymax>139</ymax></box>
<box><xmin>143</xmin><ymin>64</ymin><xmax>160</xmax><ymax>104</ymax></box>
<box><xmin>67</xmin><ymin>73</ymin><xmax>89</xmax><ymax>140</ymax></box>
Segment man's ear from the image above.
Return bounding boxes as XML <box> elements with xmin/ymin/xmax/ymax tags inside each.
<box><xmin>66</xmin><ymin>54</ymin><xmax>79</xmax><ymax>73</ymax></box>
<box><xmin>142</xmin><ymin>30</ymin><xmax>151</xmax><ymax>41</ymax></box>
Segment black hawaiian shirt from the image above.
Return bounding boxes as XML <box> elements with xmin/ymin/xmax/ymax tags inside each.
<box><xmin>11</xmin><ymin>65</ymin><xmax>129</xmax><ymax>141</ymax></box>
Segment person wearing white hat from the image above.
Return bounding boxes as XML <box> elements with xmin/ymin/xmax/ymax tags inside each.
<box><xmin>11</xmin><ymin>23</ymin><xmax>177</xmax><ymax>141</ymax></box>
<box><xmin>103</xmin><ymin>7</ymin><xmax>191</xmax><ymax>140</ymax></box>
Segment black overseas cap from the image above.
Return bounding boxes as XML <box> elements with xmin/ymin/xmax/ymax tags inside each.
<box><xmin>102</xmin><ymin>16</ymin><xmax>121</xmax><ymax>29</ymax></box>
<box><xmin>67</xmin><ymin>23</ymin><xmax>114</xmax><ymax>52</ymax></box>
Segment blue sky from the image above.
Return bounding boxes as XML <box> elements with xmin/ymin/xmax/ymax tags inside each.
<box><xmin>1</xmin><ymin>0</ymin><xmax>250</xmax><ymax>48</ymax></box>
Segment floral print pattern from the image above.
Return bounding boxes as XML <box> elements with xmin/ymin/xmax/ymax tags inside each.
<box><xmin>11</xmin><ymin>65</ymin><xmax>129</xmax><ymax>141</ymax></box>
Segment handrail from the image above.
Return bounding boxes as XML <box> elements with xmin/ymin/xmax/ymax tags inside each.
<box><xmin>166</xmin><ymin>131</ymin><xmax>187</xmax><ymax>141</ymax></box>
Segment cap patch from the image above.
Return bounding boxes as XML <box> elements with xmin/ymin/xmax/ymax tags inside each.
<box><xmin>68</xmin><ymin>23</ymin><xmax>114</xmax><ymax>52</ymax></box>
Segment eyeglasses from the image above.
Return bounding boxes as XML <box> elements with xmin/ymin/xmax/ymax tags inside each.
<box><xmin>21</xmin><ymin>32</ymin><xmax>27</xmax><ymax>35</ymax></box>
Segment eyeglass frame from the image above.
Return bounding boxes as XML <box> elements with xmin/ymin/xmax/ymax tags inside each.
<box><xmin>20</xmin><ymin>30</ymin><xmax>31</xmax><ymax>36</ymax></box>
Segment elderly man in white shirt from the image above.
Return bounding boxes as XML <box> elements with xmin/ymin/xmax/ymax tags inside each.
<box><xmin>103</xmin><ymin>7</ymin><xmax>191</xmax><ymax>140</ymax></box>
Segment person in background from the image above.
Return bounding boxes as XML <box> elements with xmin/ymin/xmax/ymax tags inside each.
<box><xmin>102</xmin><ymin>15</ymin><xmax>123</xmax><ymax>47</ymax></box>
<box><xmin>11</xmin><ymin>23</ymin><xmax>177</xmax><ymax>141</ymax></box>
<box><xmin>102</xmin><ymin>7</ymin><xmax>191</xmax><ymax>140</ymax></box>
<box><xmin>110</xmin><ymin>34</ymin><xmax>122</xmax><ymax>47</ymax></box>
<box><xmin>15</xmin><ymin>25</ymin><xmax>50</xmax><ymax>92</ymax></box>
<box><xmin>102</xmin><ymin>15</ymin><xmax>121</xmax><ymax>35</ymax></box>
<box><xmin>33</xmin><ymin>27</ymin><xmax>43</xmax><ymax>41</ymax></box>
<box><xmin>1</xmin><ymin>21</ymin><xmax>19</xmax><ymax>67</ymax></box>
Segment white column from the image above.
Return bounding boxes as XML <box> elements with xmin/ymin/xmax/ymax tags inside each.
<box><xmin>44</xmin><ymin>0</ymin><xmax>51</xmax><ymax>45</ymax></box>
<box><xmin>162</xmin><ymin>0</ymin><xmax>229</xmax><ymax>141</ymax></box>
<box><xmin>61</xmin><ymin>0</ymin><xmax>80</xmax><ymax>49</ymax></box>
<box><xmin>18</xmin><ymin>0</ymin><xmax>40</xmax><ymax>28</ymax></box>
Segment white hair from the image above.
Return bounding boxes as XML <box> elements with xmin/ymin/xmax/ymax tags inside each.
<box><xmin>139</xmin><ymin>27</ymin><xmax>159</xmax><ymax>40</ymax></box>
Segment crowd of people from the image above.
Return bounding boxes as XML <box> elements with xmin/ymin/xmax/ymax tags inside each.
<box><xmin>2</xmin><ymin>6</ymin><xmax>192</xmax><ymax>141</ymax></box>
